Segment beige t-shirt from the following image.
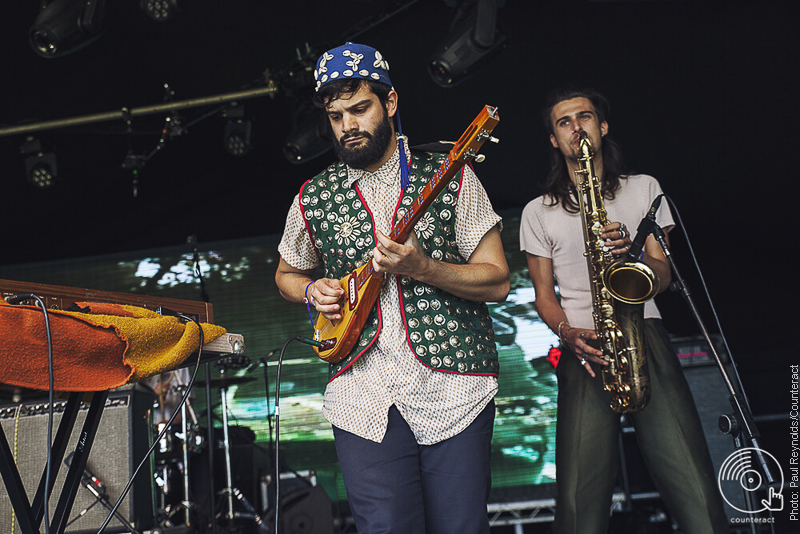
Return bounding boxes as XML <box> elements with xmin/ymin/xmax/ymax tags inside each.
<box><xmin>520</xmin><ymin>174</ymin><xmax>674</xmax><ymax>330</ymax></box>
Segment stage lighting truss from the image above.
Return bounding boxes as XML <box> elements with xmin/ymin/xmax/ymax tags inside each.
<box><xmin>20</xmin><ymin>137</ymin><xmax>58</xmax><ymax>189</ymax></box>
<box><xmin>428</xmin><ymin>0</ymin><xmax>506</xmax><ymax>88</ymax></box>
<box><xmin>222</xmin><ymin>105</ymin><xmax>253</xmax><ymax>157</ymax></box>
<box><xmin>140</xmin><ymin>0</ymin><xmax>179</xmax><ymax>22</ymax></box>
<box><xmin>29</xmin><ymin>0</ymin><xmax>107</xmax><ymax>59</ymax></box>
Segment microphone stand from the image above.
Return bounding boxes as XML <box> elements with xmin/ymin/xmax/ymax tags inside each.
<box><xmin>188</xmin><ymin>233</ymin><xmax>217</xmax><ymax>534</ymax></box>
<box><xmin>649</xmin><ymin>223</ymin><xmax>777</xmax><ymax>521</ymax></box>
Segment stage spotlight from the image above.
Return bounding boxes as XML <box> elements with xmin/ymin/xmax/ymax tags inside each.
<box><xmin>428</xmin><ymin>0</ymin><xmax>506</xmax><ymax>88</ymax></box>
<box><xmin>21</xmin><ymin>138</ymin><xmax>58</xmax><ymax>189</ymax></box>
<box><xmin>140</xmin><ymin>0</ymin><xmax>179</xmax><ymax>22</ymax></box>
<box><xmin>283</xmin><ymin>109</ymin><xmax>332</xmax><ymax>165</ymax></box>
<box><xmin>222</xmin><ymin>106</ymin><xmax>252</xmax><ymax>156</ymax></box>
<box><xmin>224</xmin><ymin>120</ymin><xmax>252</xmax><ymax>156</ymax></box>
<box><xmin>29</xmin><ymin>0</ymin><xmax>107</xmax><ymax>59</ymax></box>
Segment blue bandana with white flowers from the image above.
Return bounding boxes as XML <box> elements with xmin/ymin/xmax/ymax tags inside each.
<box><xmin>314</xmin><ymin>42</ymin><xmax>392</xmax><ymax>92</ymax></box>
<box><xmin>314</xmin><ymin>41</ymin><xmax>412</xmax><ymax>191</ymax></box>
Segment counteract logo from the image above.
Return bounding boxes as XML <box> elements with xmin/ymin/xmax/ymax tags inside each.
<box><xmin>718</xmin><ymin>447</ymin><xmax>784</xmax><ymax>513</ymax></box>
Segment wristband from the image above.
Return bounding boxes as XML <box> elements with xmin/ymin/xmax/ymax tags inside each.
<box><xmin>303</xmin><ymin>282</ymin><xmax>316</xmax><ymax>328</ymax></box>
<box><xmin>557</xmin><ymin>320</ymin><xmax>571</xmax><ymax>344</ymax></box>
<box><xmin>304</xmin><ymin>282</ymin><xmax>316</xmax><ymax>305</ymax></box>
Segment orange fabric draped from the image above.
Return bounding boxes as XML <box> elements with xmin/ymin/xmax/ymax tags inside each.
<box><xmin>0</xmin><ymin>301</ymin><xmax>225</xmax><ymax>391</ymax></box>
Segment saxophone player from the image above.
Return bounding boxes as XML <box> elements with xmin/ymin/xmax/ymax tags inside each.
<box><xmin>520</xmin><ymin>87</ymin><xmax>728</xmax><ymax>533</ymax></box>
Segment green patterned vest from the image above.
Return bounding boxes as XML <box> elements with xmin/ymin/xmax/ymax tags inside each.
<box><xmin>299</xmin><ymin>151</ymin><xmax>499</xmax><ymax>381</ymax></box>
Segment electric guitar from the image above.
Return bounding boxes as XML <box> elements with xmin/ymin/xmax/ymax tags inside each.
<box><xmin>312</xmin><ymin>105</ymin><xmax>500</xmax><ymax>363</ymax></box>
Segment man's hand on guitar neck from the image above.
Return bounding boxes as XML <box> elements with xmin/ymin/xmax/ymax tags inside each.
<box><xmin>373</xmin><ymin>226</ymin><xmax>510</xmax><ymax>304</ymax></box>
<box><xmin>372</xmin><ymin>230</ymin><xmax>430</xmax><ymax>279</ymax></box>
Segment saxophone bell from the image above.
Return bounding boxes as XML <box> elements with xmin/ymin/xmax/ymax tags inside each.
<box><xmin>604</xmin><ymin>259</ymin><xmax>660</xmax><ymax>304</ymax></box>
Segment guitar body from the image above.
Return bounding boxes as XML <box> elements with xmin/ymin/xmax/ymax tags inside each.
<box><xmin>313</xmin><ymin>264</ymin><xmax>385</xmax><ymax>363</ymax></box>
<box><xmin>311</xmin><ymin>105</ymin><xmax>499</xmax><ymax>364</ymax></box>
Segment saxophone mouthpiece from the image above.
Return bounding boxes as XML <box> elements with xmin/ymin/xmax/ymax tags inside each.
<box><xmin>578</xmin><ymin>131</ymin><xmax>593</xmax><ymax>156</ymax></box>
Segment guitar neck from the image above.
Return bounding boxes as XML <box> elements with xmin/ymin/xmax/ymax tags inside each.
<box><xmin>390</xmin><ymin>105</ymin><xmax>499</xmax><ymax>244</ymax></box>
<box><xmin>349</xmin><ymin>155</ymin><xmax>463</xmax><ymax>328</ymax></box>
<box><xmin>389</xmin><ymin>156</ymin><xmax>460</xmax><ymax>243</ymax></box>
<box><xmin>356</xmin><ymin>105</ymin><xmax>498</xmax><ymax>287</ymax></box>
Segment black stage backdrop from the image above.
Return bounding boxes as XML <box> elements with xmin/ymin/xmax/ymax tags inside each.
<box><xmin>0</xmin><ymin>0</ymin><xmax>794</xmax><ymax>528</ymax></box>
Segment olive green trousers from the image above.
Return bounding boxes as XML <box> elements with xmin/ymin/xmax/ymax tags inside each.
<box><xmin>553</xmin><ymin>320</ymin><xmax>729</xmax><ymax>534</ymax></box>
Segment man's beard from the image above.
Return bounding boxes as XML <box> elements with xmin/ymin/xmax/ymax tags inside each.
<box><xmin>332</xmin><ymin>110</ymin><xmax>394</xmax><ymax>170</ymax></box>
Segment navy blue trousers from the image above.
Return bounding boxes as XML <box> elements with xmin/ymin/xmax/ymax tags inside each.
<box><xmin>332</xmin><ymin>401</ymin><xmax>495</xmax><ymax>534</ymax></box>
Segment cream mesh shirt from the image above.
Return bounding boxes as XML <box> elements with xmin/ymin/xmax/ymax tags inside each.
<box><xmin>278</xmin><ymin>141</ymin><xmax>500</xmax><ymax>445</ymax></box>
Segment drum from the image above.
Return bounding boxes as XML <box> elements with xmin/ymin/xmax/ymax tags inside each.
<box><xmin>153</xmin><ymin>422</ymin><xmax>206</xmax><ymax>464</ymax></box>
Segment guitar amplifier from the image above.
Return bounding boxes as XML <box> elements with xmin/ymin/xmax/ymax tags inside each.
<box><xmin>671</xmin><ymin>334</ymin><xmax>728</xmax><ymax>367</ymax></box>
<box><xmin>0</xmin><ymin>388</ymin><xmax>156</xmax><ymax>533</ymax></box>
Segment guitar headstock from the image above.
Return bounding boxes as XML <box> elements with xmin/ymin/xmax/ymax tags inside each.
<box><xmin>449</xmin><ymin>105</ymin><xmax>499</xmax><ymax>163</ymax></box>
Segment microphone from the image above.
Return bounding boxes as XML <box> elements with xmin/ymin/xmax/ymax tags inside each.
<box><xmin>187</xmin><ymin>234</ymin><xmax>210</xmax><ymax>303</ymax></box>
<box><xmin>246</xmin><ymin>350</ymin><xmax>278</xmax><ymax>372</ymax></box>
<box><xmin>65</xmin><ymin>452</ymin><xmax>105</xmax><ymax>491</ymax></box>
<box><xmin>627</xmin><ymin>195</ymin><xmax>663</xmax><ymax>261</ymax></box>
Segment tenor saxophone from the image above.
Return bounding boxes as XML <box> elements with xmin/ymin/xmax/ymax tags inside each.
<box><xmin>574</xmin><ymin>131</ymin><xmax>658</xmax><ymax>413</ymax></box>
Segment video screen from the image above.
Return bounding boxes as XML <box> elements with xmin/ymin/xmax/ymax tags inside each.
<box><xmin>0</xmin><ymin>213</ymin><xmax>560</xmax><ymax>506</ymax></box>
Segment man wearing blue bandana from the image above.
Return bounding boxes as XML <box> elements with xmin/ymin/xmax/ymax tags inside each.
<box><xmin>276</xmin><ymin>42</ymin><xmax>510</xmax><ymax>533</ymax></box>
